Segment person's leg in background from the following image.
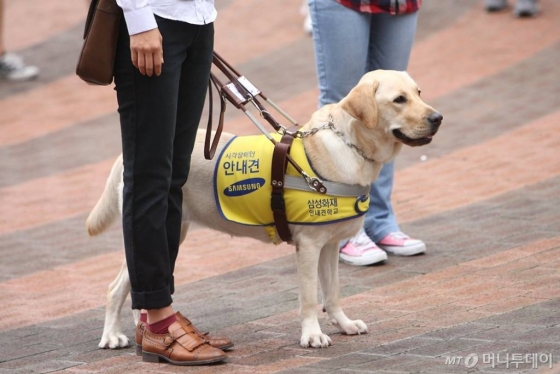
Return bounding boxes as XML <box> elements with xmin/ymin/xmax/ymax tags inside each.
<box><xmin>309</xmin><ymin>0</ymin><xmax>388</xmax><ymax>266</ymax></box>
<box><xmin>362</xmin><ymin>12</ymin><xmax>426</xmax><ymax>257</ymax></box>
<box><xmin>309</xmin><ymin>1</ymin><xmax>425</xmax><ymax>266</ymax></box>
<box><xmin>309</xmin><ymin>0</ymin><xmax>368</xmax><ymax>107</ymax></box>
<box><xmin>0</xmin><ymin>0</ymin><xmax>39</xmax><ymax>81</ymax></box>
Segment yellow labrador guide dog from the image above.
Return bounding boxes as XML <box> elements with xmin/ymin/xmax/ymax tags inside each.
<box><xmin>88</xmin><ymin>70</ymin><xmax>442</xmax><ymax>349</ymax></box>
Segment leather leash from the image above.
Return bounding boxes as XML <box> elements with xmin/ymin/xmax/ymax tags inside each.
<box><xmin>204</xmin><ymin>73</ymin><xmax>226</xmax><ymax>159</ymax></box>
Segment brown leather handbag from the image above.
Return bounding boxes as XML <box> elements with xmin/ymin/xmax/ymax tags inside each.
<box><xmin>76</xmin><ymin>0</ymin><xmax>122</xmax><ymax>85</ymax></box>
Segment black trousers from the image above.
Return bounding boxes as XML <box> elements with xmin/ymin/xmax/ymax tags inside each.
<box><xmin>114</xmin><ymin>16</ymin><xmax>214</xmax><ymax>310</ymax></box>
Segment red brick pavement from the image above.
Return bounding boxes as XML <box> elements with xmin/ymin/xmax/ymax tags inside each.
<box><xmin>1</xmin><ymin>0</ymin><xmax>560</xmax><ymax>373</ymax></box>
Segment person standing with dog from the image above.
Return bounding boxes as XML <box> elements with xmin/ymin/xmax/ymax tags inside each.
<box><xmin>308</xmin><ymin>0</ymin><xmax>426</xmax><ymax>266</ymax></box>
<box><xmin>113</xmin><ymin>0</ymin><xmax>230</xmax><ymax>366</ymax></box>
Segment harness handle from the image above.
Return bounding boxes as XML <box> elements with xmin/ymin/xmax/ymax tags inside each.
<box><xmin>205</xmin><ymin>52</ymin><xmax>326</xmax><ymax>193</ymax></box>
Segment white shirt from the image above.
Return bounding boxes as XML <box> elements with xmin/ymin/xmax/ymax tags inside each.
<box><xmin>116</xmin><ymin>0</ymin><xmax>217</xmax><ymax>35</ymax></box>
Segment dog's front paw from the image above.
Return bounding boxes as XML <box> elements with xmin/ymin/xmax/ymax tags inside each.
<box><xmin>333</xmin><ymin>319</ymin><xmax>368</xmax><ymax>335</ymax></box>
<box><xmin>99</xmin><ymin>331</ymin><xmax>130</xmax><ymax>349</ymax></box>
<box><xmin>300</xmin><ymin>333</ymin><xmax>332</xmax><ymax>348</ymax></box>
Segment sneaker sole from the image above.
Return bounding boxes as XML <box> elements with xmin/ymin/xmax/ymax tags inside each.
<box><xmin>378</xmin><ymin>242</ymin><xmax>426</xmax><ymax>256</ymax></box>
<box><xmin>339</xmin><ymin>251</ymin><xmax>387</xmax><ymax>266</ymax></box>
<box><xmin>514</xmin><ymin>9</ymin><xmax>538</xmax><ymax>17</ymax></box>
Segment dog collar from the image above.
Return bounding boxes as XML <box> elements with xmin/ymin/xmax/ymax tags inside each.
<box><xmin>300</xmin><ymin>116</ymin><xmax>378</xmax><ymax>163</ymax></box>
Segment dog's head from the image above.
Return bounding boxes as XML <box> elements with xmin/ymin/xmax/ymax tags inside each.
<box><xmin>340</xmin><ymin>70</ymin><xmax>442</xmax><ymax>147</ymax></box>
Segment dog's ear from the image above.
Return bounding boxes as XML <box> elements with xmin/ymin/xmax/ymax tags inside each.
<box><xmin>340</xmin><ymin>80</ymin><xmax>379</xmax><ymax>129</ymax></box>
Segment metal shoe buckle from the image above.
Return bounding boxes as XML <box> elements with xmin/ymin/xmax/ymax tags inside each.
<box><xmin>163</xmin><ymin>335</ymin><xmax>174</xmax><ymax>346</ymax></box>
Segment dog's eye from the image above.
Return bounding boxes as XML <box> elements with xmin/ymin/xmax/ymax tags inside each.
<box><xmin>393</xmin><ymin>95</ymin><xmax>407</xmax><ymax>104</ymax></box>
<box><xmin>418</xmin><ymin>90</ymin><xmax>421</xmax><ymax>96</ymax></box>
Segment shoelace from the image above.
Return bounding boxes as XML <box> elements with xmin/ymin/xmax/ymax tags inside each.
<box><xmin>386</xmin><ymin>231</ymin><xmax>410</xmax><ymax>240</ymax></box>
<box><xmin>349</xmin><ymin>230</ymin><xmax>373</xmax><ymax>246</ymax></box>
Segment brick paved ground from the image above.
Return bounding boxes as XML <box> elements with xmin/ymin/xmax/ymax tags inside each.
<box><xmin>1</xmin><ymin>0</ymin><xmax>559</xmax><ymax>373</ymax></box>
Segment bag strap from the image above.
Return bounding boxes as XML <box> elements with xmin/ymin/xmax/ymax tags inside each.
<box><xmin>83</xmin><ymin>0</ymin><xmax>100</xmax><ymax>39</ymax></box>
<box><xmin>83</xmin><ymin>0</ymin><xmax>122</xmax><ymax>39</ymax></box>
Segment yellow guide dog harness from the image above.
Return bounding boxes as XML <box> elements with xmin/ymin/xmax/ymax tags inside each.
<box><xmin>214</xmin><ymin>133</ymin><xmax>370</xmax><ymax>242</ymax></box>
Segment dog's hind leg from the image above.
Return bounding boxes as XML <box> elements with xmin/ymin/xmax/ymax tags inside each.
<box><xmin>296</xmin><ymin>242</ymin><xmax>332</xmax><ymax>348</ymax></box>
<box><xmin>318</xmin><ymin>243</ymin><xmax>368</xmax><ymax>336</ymax></box>
<box><xmin>99</xmin><ymin>260</ymin><xmax>131</xmax><ymax>349</ymax></box>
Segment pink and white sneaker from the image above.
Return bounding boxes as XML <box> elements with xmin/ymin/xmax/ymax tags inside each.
<box><xmin>339</xmin><ymin>230</ymin><xmax>388</xmax><ymax>266</ymax></box>
<box><xmin>377</xmin><ymin>231</ymin><xmax>426</xmax><ymax>256</ymax></box>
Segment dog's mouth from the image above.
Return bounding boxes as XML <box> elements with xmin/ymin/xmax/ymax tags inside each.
<box><xmin>392</xmin><ymin>129</ymin><xmax>435</xmax><ymax>147</ymax></box>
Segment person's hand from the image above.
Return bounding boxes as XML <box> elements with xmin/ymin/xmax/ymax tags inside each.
<box><xmin>130</xmin><ymin>28</ymin><xmax>163</xmax><ymax>77</ymax></box>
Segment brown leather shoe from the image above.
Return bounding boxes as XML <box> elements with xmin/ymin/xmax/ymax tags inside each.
<box><xmin>141</xmin><ymin>321</ymin><xmax>226</xmax><ymax>365</ymax></box>
<box><xmin>176</xmin><ymin>312</ymin><xmax>234</xmax><ymax>351</ymax></box>
<box><xmin>135</xmin><ymin>312</ymin><xmax>234</xmax><ymax>355</ymax></box>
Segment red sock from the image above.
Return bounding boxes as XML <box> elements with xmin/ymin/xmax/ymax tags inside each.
<box><xmin>140</xmin><ymin>313</ymin><xmax>147</xmax><ymax>323</ymax></box>
<box><xmin>147</xmin><ymin>313</ymin><xmax>177</xmax><ymax>334</ymax></box>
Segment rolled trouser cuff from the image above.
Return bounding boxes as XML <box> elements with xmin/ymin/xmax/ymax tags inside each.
<box><xmin>131</xmin><ymin>286</ymin><xmax>173</xmax><ymax>310</ymax></box>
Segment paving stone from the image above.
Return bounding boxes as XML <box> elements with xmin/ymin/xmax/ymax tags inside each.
<box><xmin>350</xmin><ymin>354</ymin><xmax>425</xmax><ymax>372</ymax></box>
<box><xmin>12</xmin><ymin>360</ymin><xmax>83</xmax><ymax>374</ymax></box>
<box><xmin>276</xmin><ymin>368</ymin><xmax>334</xmax><ymax>374</ymax></box>
<box><xmin>0</xmin><ymin>369</ymin><xmax>27</xmax><ymax>374</ymax></box>
<box><xmin>465</xmin><ymin>324</ymin><xmax>542</xmax><ymax>342</ymax></box>
<box><xmin>388</xmin><ymin>356</ymin><xmax>475</xmax><ymax>374</ymax></box>
<box><xmin>230</xmin><ymin>346</ymin><xmax>304</xmax><ymax>366</ymax></box>
<box><xmin>419</xmin><ymin>323</ymin><xmax>497</xmax><ymax>341</ymax></box>
<box><xmin>478</xmin><ymin>305</ymin><xmax>560</xmax><ymax>326</ymax></box>
<box><xmin>450</xmin><ymin>340</ymin><xmax>532</xmax><ymax>361</ymax></box>
<box><xmin>364</xmin><ymin>337</ymin><xmax>441</xmax><ymax>356</ymax></box>
<box><xmin>407</xmin><ymin>338</ymin><xmax>486</xmax><ymax>358</ymax></box>
<box><xmin>304</xmin><ymin>353</ymin><xmax>383</xmax><ymax>371</ymax></box>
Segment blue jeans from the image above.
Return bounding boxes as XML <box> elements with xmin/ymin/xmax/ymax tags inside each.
<box><xmin>309</xmin><ymin>0</ymin><xmax>418</xmax><ymax>243</ymax></box>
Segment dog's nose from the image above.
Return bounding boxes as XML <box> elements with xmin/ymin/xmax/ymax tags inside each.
<box><xmin>428</xmin><ymin>112</ymin><xmax>443</xmax><ymax>127</ymax></box>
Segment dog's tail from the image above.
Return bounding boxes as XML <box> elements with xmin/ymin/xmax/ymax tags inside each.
<box><xmin>86</xmin><ymin>154</ymin><xmax>123</xmax><ymax>236</ymax></box>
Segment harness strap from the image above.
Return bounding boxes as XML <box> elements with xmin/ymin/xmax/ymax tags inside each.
<box><xmin>270</xmin><ymin>133</ymin><xmax>296</xmax><ymax>243</ymax></box>
<box><xmin>283</xmin><ymin>175</ymin><xmax>370</xmax><ymax>197</ymax></box>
